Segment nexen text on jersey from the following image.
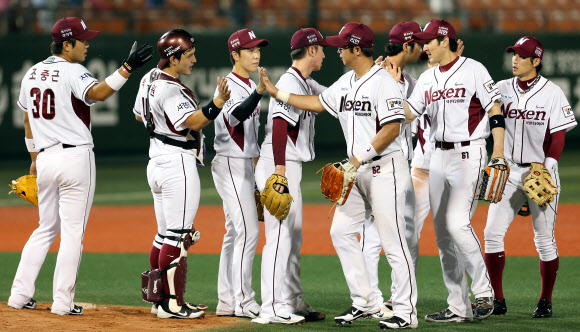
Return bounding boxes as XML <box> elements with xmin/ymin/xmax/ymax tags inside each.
<box><xmin>425</xmin><ymin>86</ymin><xmax>466</xmax><ymax>105</ymax></box>
<box><xmin>340</xmin><ymin>96</ymin><xmax>372</xmax><ymax>112</ymax></box>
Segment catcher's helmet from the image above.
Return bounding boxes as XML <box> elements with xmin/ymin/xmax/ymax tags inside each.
<box><xmin>157</xmin><ymin>29</ymin><xmax>195</xmax><ymax>69</ymax></box>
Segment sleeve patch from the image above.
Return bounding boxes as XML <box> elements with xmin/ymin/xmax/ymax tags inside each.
<box><xmin>562</xmin><ymin>105</ymin><xmax>573</xmax><ymax>118</ymax></box>
<box><xmin>386</xmin><ymin>98</ymin><xmax>404</xmax><ymax>112</ymax></box>
<box><xmin>483</xmin><ymin>79</ymin><xmax>496</xmax><ymax>93</ymax></box>
<box><xmin>79</xmin><ymin>72</ymin><xmax>95</xmax><ymax>82</ymax></box>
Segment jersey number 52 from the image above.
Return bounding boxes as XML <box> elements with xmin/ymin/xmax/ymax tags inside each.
<box><xmin>30</xmin><ymin>88</ymin><xmax>56</xmax><ymax>120</ymax></box>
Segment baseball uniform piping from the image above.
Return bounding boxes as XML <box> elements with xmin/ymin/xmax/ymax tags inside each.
<box><xmin>70</xmin><ymin>149</ymin><xmax>94</xmax><ymax>305</ymax></box>
<box><xmin>391</xmin><ymin>158</ymin><xmax>415</xmax><ymax>324</ymax></box>
<box><xmin>521</xmin><ymin>79</ymin><xmax>548</xmax><ymax>161</ymax></box>
<box><xmin>226</xmin><ymin>157</ymin><xmax>248</xmax><ymax>310</ymax></box>
<box><xmin>288</xmin><ymin>69</ymin><xmax>309</xmax><ymax>92</ymax></box>
<box><xmin>227</xmin><ymin>75</ymin><xmax>253</xmax><ymax>95</ymax></box>
<box><xmin>180</xmin><ymin>155</ymin><xmax>187</xmax><ymax>230</ymax></box>
<box><xmin>271</xmin><ymin>221</ymin><xmax>283</xmax><ymax>316</ymax></box>
<box><xmin>320</xmin><ymin>94</ymin><xmax>337</xmax><ymax>116</ymax></box>
<box><xmin>351</xmin><ymin>66</ymin><xmax>381</xmax><ymax>156</ymax></box>
<box><xmin>361</xmin><ymin>224</ymin><xmax>366</xmax><ymax>252</ymax></box>
<box><xmin>510</xmin><ymin>79</ymin><xmax>519</xmax><ymax>159</ymax></box>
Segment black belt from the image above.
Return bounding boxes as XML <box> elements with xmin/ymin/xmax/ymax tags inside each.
<box><xmin>518</xmin><ymin>163</ymin><xmax>531</xmax><ymax>167</ymax></box>
<box><xmin>152</xmin><ymin>133</ymin><xmax>198</xmax><ymax>150</ymax></box>
<box><xmin>38</xmin><ymin>144</ymin><xmax>75</xmax><ymax>153</ymax></box>
<box><xmin>435</xmin><ymin>141</ymin><xmax>470</xmax><ymax>150</ymax></box>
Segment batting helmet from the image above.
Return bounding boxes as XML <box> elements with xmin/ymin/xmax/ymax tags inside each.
<box><xmin>157</xmin><ymin>29</ymin><xmax>195</xmax><ymax>69</ymax></box>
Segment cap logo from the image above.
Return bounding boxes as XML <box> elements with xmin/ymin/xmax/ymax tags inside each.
<box><xmin>248</xmin><ymin>31</ymin><xmax>256</xmax><ymax>40</ymax></box>
<box><xmin>534</xmin><ymin>47</ymin><xmax>542</xmax><ymax>57</ymax></box>
<box><xmin>404</xmin><ymin>31</ymin><xmax>413</xmax><ymax>41</ymax></box>
<box><xmin>438</xmin><ymin>26</ymin><xmax>448</xmax><ymax>35</ymax></box>
<box><xmin>423</xmin><ymin>22</ymin><xmax>431</xmax><ymax>31</ymax></box>
<box><xmin>230</xmin><ymin>38</ymin><xmax>240</xmax><ymax>49</ymax></box>
<box><xmin>164</xmin><ymin>45</ymin><xmax>182</xmax><ymax>57</ymax></box>
<box><xmin>80</xmin><ymin>19</ymin><xmax>87</xmax><ymax>30</ymax></box>
<box><xmin>517</xmin><ymin>37</ymin><xmax>529</xmax><ymax>46</ymax></box>
<box><xmin>307</xmin><ymin>34</ymin><xmax>318</xmax><ymax>43</ymax></box>
<box><xmin>339</xmin><ymin>26</ymin><xmax>346</xmax><ymax>34</ymax></box>
<box><xmin>350</xmin><ymin>35</ymin><xmax>361</xmax><ymax>45</ymax></box>
<box><xmin>61</xmin><ymin>28</ymin><xmax>73</xmax><ymax>39</ymax></box>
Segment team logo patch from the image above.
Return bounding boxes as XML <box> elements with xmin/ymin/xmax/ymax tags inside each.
<box><xmin>350</xmin><ymin>35</ymin><xmax>361</xmax><ymax>45</ymax></box>
<box><xmin>483</xmin><ymin>80</ymin><xmax>496</xmax><ymax>93</ymax></box>
<box><xmin>387</xmin><ymin>98</ymin><xmax>403</xmax><ymax>112</ymax></box>
<box><xmin>438</xmin><ymin>26</ymin><xmax>448</xmax><ymax>36</ymax></box>
<box><xmin>79</xmin><ymin>72</ymin><xmax>94</xmax><ymax>81</ymax></box>
<box><xmin>534</xmin><ymin>46</ymin><xmax>542</xmax><ymax>58</ymax></box>
<box><xmin>307</xmin><ymin>34</ymin><xmax>318</xmax><ymax>43</ymax></box>
<box><xmin>562</xmin><ymin>105</ymin><xmax>573</xmax><ymax>118</ymax></box>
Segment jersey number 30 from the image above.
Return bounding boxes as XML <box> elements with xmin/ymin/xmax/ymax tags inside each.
<box><xmin>30</xmin><ymin>87</ymin><xmax>56</xmax><ymax>120</ymax></box>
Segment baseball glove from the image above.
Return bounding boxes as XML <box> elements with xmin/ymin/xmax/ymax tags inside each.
<box><xmin>261</xmin><ymin>174</ymin><xmax>293</xmax><ymax>220</ymax></box>
<box><xmin>8</xmin><ymin>175</ymin><xmax>38</xmax><ymax>206</ymax></box>
<box><xmin>319</xmin><ymin>159</ymin><xmax>357</xmax><ymax>205</ymax></box>
<box><xmin>255</xmin><ymin>188</ymin><xmax>264</xmax><ymax>222</ymax></box>
<box><xmin>475</xmin><ymin>157</ymin><xmax>510</xmax><ymax>203</ymax></box>
<box><xmin>523</xmin><ymin>162</ymin><xmax>557</xmax><ymax>207</ymax></box>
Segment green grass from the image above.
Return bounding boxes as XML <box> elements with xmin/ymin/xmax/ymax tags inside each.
<box><xmin>2</xmin><ymin>150</ymin><xmax>580</xmax><ymax>206</ymax></box>
<box><xmin>1</xmin><ymin>253</ymin><xmax>579</xmax><ymax>331</ymax></box>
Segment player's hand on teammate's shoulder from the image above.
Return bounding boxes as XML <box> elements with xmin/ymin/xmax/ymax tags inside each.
<box><xmin>375</xmin><ymin>55</ymin><xmax>384</xmax><ymax>66</ymax></box>
<box><xmin>123</xmin><ymin>41</ymin><xmax>154</xmax><ymax>74</ymax></box>
<box><xmin>215</xmin><ymin>76</ymin><xmax>231</xmax><ymax>106</ymax></box>
<box><xmin>257</xmin><ymin>66</ymin><xmax>266</xmax><ymax>94</ymax></box>
<box><xmin>383</xmin><ymin>57</ymin><xmax>402</xmax><ymax>82</ymax></box>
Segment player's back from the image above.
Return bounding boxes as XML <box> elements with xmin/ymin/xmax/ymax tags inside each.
<box><xmin>18</xmin><ymin>56</ymin><xmax>98</xmax><ymax>150</ymax></box>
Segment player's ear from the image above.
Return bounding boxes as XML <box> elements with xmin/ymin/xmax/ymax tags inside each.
<box><xmin>532</xmin><ymin>57</ymin><xmax>541</xmax><ymax>68</ymax></box>
<box><xmin>231</xmin><ymin>50</ymin><xmax>240</xmax><ymax>62</ymax></box>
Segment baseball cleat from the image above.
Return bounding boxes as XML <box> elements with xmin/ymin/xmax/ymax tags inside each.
<box><xmin>153</xmin><ymin>301</ymin><xmax>206</xmax><ymax>315</ymax></box>
<box><xmin>251</xmin><ymin>314</ymin><xmax>306</xmax><ymax>325</ymax></box>
<box><xmin>295</xmin><ymin>305</ymin><xmax>326</xmax><ymax>321</ymax></box>
<box><xmin>474</xmin><ymin>296</ymin><xmax>494</xmax><ymax>320</ymax></box>
<box><xmin>151</xmin><ymin>304</ymin><xmax>158</xmax><ymax>315</ymax></box>
<box><xmin>157</xmin><ymin>301</ymin><xmax>205</xmax><ymax>319</ymax></box>
<box><xmin>425</xmin><ymin>308</ymin><xmax>472</xmax><ymax>323</ymax></box>
<box><xmin>235</xmin><ymin>303</ymin><xmax>261</xmax><ymax>319</ymax></box>
<box><xmin>532</xmin><ymin>299</ymin><xmax>552</xmax><ymax>318</ymax></box>
<box><xmin>51</xmin><ymin>304</ymin><xmax>84</xmax><ymax>316</ymax></box>
<box><xmin>367</xmin><ymin>306</ymin><xmax>394</xmax><ymax>320</ymax></box>
<box><xmin>493</xmin><ymin>298</ymin><xmax>507</xmax><ymax>315</ymax></box>
<box><xmin>379</xmin><ymin>316</ymin><xmax>418</xmax><ymax>329</ymax></box>
<box><xmin>8</xmin><ymin>299</ymin><xmax>37</xmax><ymax>310</ymax></box>
<box><xmin>334</xmin><ymin>306</ymin><xmax>377</xmax><ymax>325</ymax></box>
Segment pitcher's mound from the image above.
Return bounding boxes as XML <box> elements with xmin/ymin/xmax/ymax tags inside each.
<box><xmin>1</xmin><ymin>302</ymin><xmax>240</xmax><ymax>331</ymax></box>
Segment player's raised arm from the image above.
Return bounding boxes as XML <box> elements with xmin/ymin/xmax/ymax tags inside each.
<box><xmin>86</xmin><ymin>42</ymin><xmax>154</xmax><ymax>101</ymax></box>
<box><xmin>259</xmin><ymin>67</ymin><xmax>326</xmax><ymax>113</ymax></box>
<box><xmin>184</xmin><ymin>76</ymin><xmax>231</xmax><ymax>131</ymax></box>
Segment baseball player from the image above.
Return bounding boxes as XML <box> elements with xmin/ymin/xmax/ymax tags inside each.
<box><xmin>390</xmin><ymin>19</ymin><xmax>505</xmax><ymax>322</ymax></box>
<box><xmin>212</xmin><ymin>28</ymin><xmax>268</xmax><ymax>319</ymax></box>
<box><xmin>133</xmin><ymin>29</ymin><xmax>231</xmax><ymax>319</ymax></box>
<box><xmin>251</xmin><ymin>28</ymin><xmax>328</xmax><ymax>326</ymax></box>
<box><xmin>358</xmin><ymin>21</ymin><xmax>422</xmax><ymax>320</ymax></box>
<box><xmin>8</xmin><ymin>17</ymin><xmax>153</xmax><ymax>315</ymax></box>
<box><xmin>484</xmin><ymin>36</ymin><xmax>577</xmax><ymax>318</ymax></box>
<box><xmin>260</xmin><ymin>22</ymin><xmax>418</xmax><ymax>329</ymax></box>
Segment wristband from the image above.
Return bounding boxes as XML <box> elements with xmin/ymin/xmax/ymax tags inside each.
<box><xmin>277</xmin><ymin>90</ymin><xmax>290</xmax><ymax>103</ymax></box>
<box><xmin>201</xmin><ymin>100</ymin><xmax>222</xmax><ymax>120</ymax></box>
<box><xmin>25</xmin><ymin>138</ymin><xmax>37</xmax><ymax>152</ymax></box>
<box><xmin>489</xmin><ymin>114</ymin><xmax>505</xmax><ymax>130</ymax></box>
<box><xmin>105</xmin><ymin>70</ymin><xmax>128</xmax><ymax>91</ymax></box>
<box><xmin>355</xmin><ymin>144</ymin><xmax>378</xmax><ymax>163</ymax></box>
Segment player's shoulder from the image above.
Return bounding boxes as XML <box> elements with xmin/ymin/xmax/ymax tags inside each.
<box><xmin>462</xmin><ymin>57</ymin><xmax>489</xmax><ymax>72</ymax></box>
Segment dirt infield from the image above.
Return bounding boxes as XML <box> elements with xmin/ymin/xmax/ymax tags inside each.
<box><xmin>0</xmin><ymin>302</ymin><xmax>240</xmax><ymax>331</ymax></box>
<box><xmin>1</xmin><ymin>204</ymin><xmax>579</xmax><ymax>256</ymax></box>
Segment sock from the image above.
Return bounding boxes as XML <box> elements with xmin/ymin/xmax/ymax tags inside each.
<box><xmin>149</xmin><ymin>245</ymin><xmax>160</xmax><ymax>270</ymax></box>
<box><xmin>485</xmin><ymin>251</ymin><xmax>506</xmax><ymax>301</ymax></box>
<box><xmin>539</xmin><ymin>257</ymin><xmax>559</xmax><ymax>304</ymax></box>
<box><xmin>159</xmin><ymin>244</ymin><xmax>181</xmax><ymax>299</ymax></box>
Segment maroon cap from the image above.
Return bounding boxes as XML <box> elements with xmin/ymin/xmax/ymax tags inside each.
<box><xmin>506</xmin><ymin>36</ymin><xmax>543</xmax><ymax>59</ymax></box>
<box><xmin>389</xmin><ymin>21</ymin><xmax>422</xmax><ymax>44</ymax></box>
<box><xmin>414</xmin><ymin>19</ymin><xmax>456</xmax><ymax>43</ymax></box>
<box><xmin>228</xmin><ymin>29</ymin><xmax>269</xmax><ymax>52</ymax></box>
<box><xmin>51</xmin><ymin>17</ymin><xmax>99</xmax><ymax>42</ymax></box>
<box><xmin>290</xmin><ymin>28</ymin><xmax>328</xmax><ymax>51</ymax></box>
<box><xmin>326</xmin><ymin>22</ymin><xmax>375</xmax><ymax>48</ymax></box>
<box><xmin>157</xmin><ymin>29</ymin><xmax>195</xmax><ymax>69</ymax></box>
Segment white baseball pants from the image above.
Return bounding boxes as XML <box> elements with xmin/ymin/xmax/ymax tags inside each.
<box><xmin>9</xmin><ymin>145</ymin><xmax>95</xmax><ymax>313</ymax></box>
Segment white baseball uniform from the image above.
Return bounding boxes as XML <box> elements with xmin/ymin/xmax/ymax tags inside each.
<box><xmin>10</xmin><ymin>55</ymin><xmax>99</xmax><ymax>313</ymax></box>
<box><xmin>212</xmin><ymin>72</ymin><xmax>261</xmax><ymax>316</ymax></box>
<box><xmin>255</xmin><ymin>67</ymin><xmax>323</xmax><ymax>319</ymax></box>
<box><xmin>133</xmin><ymin>68</ymin><xmax>202</xmax><ymax>248</ymax></box>
<box><xmin>359</xmin><ymin>70</ymin><xmax>418</xmax><ymax>308</ymax></box>
<box><xmin>484</xmin><ymin>76</ymin><xmax>577</xmax><ymax>260</ymax></box>
<box><xmin>407</xmin><ymin>56</ymin><xmax>500</xmax><ymax>317</ymax></box>
<box><xmin>319</xmin><ymin>65</ymin><xmax>418</xmax><ymax>325</ymax></box>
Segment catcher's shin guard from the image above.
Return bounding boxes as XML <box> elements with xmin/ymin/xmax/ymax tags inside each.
<box><xmin>163</xmin><ymin>228</ymin><xmax>200</xmax><ymax>313</ymax></box>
